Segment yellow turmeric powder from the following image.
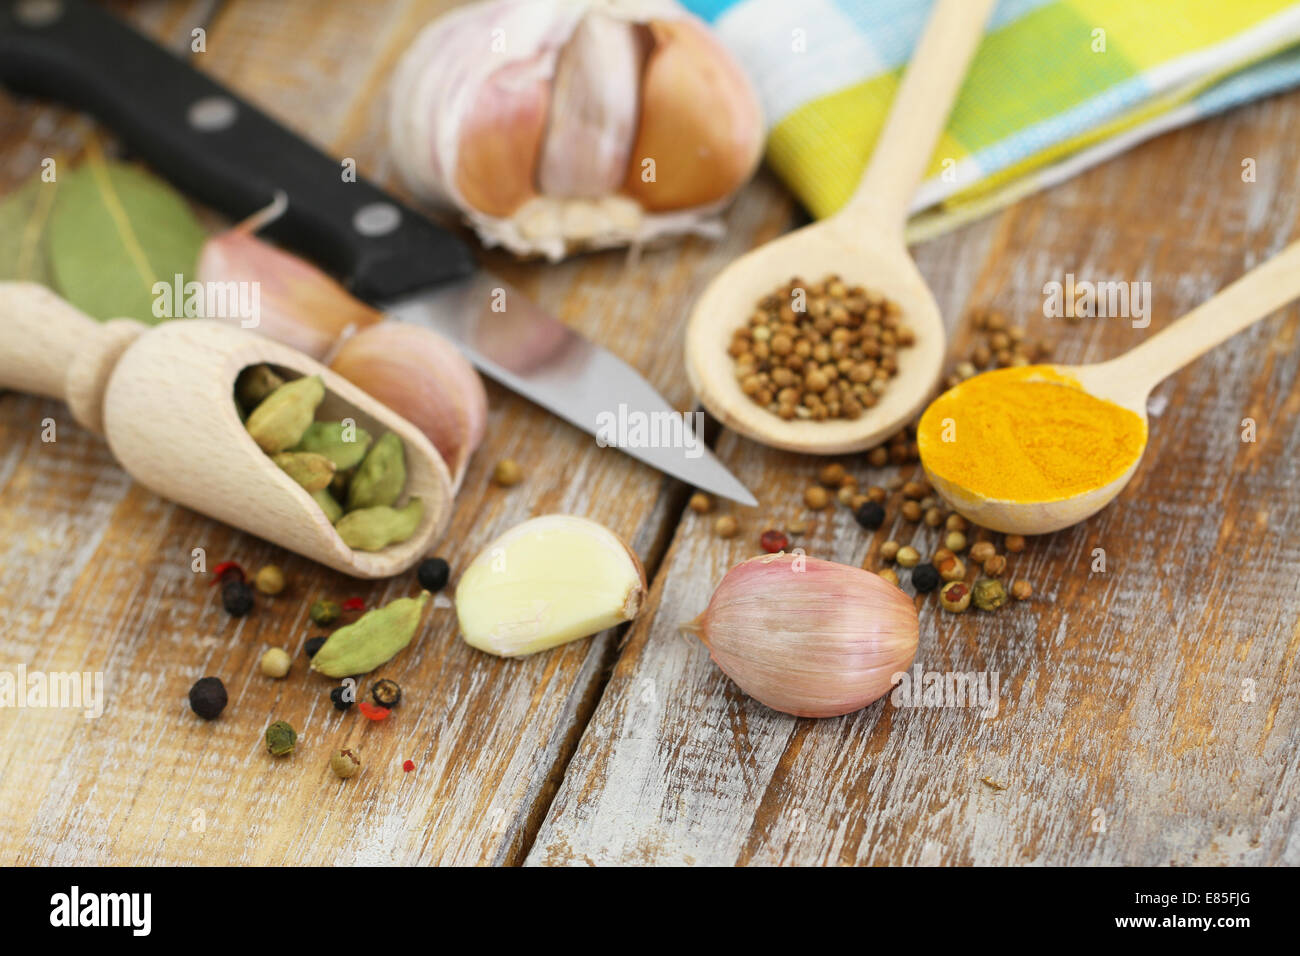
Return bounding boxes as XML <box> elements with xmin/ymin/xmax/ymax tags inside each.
<box><xmin>917</xmin><ymin>366</ymin><xmax>1146</xmax><ymax>502</ymax></box>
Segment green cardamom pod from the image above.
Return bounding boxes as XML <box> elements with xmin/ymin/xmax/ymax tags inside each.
<box><xmin>310</xmin><ymin>592</ymin><xmax>429</xmax><ymax>678</ymax></box>
<box><xmin>346</xmin><ymin>432</ymin><xmax>405</xmax><ymax>510</ymax></box>
<box><xmin>272</xmin><ymin>451</ymin><xmax>336</xmax><ymax>492</ymax></box>
<box><xmin>311</xmin><ymin>487</ymin><xmax>343</xmax><ymax>523</ymax></box>
<box><xmin>335</xmin><ymin>498</ymin><xmax>424</xmax><ymax>551</ymax></box>
<box><xmin>244</xmin><ymin>375</ymin><xmax>325</xmax><ymax>453</ymax></box>
<box><xmin>293</xmin><ymin>420</ymin><xmax>374</xmax><ymax>470</ymax></box>
<box><xmin>235</xmin><ymin>364</ymin><xmax>285</xmax><ymax>412</ymax></box>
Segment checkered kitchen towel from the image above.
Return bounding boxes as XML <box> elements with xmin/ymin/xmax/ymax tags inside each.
<box><xmin>682</xmin><ymin>0</ymin><xmax>1300</xmax><ymax>239</ymax></box>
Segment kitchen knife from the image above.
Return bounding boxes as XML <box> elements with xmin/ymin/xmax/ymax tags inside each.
<box><xmin>0</xmin><ymin>0</ymin><xmax>757</xmax><ymax>506</ymax></box>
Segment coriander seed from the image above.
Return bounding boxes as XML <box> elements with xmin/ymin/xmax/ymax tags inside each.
<box><xmin>969</xmin><ymin>541</ymin><xmax>997</xmax><ymax>564</ymax></box>
<box><xmin>714</xmin><ymin>515</ymin><xmax>739</xmax><ymax>539</ymax></box>
<box><xmin>878</xmin><ymin>568</ymin><xmax>900</xmax><ymax>586</ymax></box>
<box><xmin>923</xmin><ymin>507</ymin><xmax>944</xmax><ymax>528</ymax></box>
<box><xmin>260</xmin><ymin>647</ymin><xmax>291</xmax><ymax>679</ymax></box>
<box><xmin>1005</xmin><ymin>534</ymin><xmax>1026</xmax><ymax>553</ymax></box>
<box><xmin>932</xmin><ymin>547</ymin><xmax>955</xmax><ymax>566</ymax></box>
<box><xmin>1011</xmin><ymin>580</ymin><xmax>1033</xmax><ymax>600</ymax></box>
<box><xmin>901</xmin><ymin>501</ymin><xmax>922</xmax><ymax>522</ymax></box>
<box><xmin>944</xmin><ymin>531</ymin><xmax>967</xmax><ymax>553</ymax></box>
<box><xmin>880</xmin><ymin>540</ymin><xmax>900</xmax><ymax>562</ymax></box>
<box><xmin>866</xmin><ymin>485</ymin><xmax>888</xmax><ymax>503</ymax></box>
<box><xmin>330</xmin><ymin>748</ymin><xmax>361</xmax><ymax>779</ymax></box>
<box><xmin>868</xmin><ymin>447</ymin><xmax>889</xmax><ymax>468</ymax></box>
<box><xmin>689</xmin><ymin>491</ymin><xmax>713</xmax><ymax>514</ymax></box>
<box><xmin>253</xmin><ymin>564</ymin><xmax>285</xmax><ymax>596</ymax></box>
<box><xmin>818</xmin><ymin>463</ymin><xmax>846</xmax><ymax>487</ymax></box>
<box><xmin>940</xmin><ymin>581</ymin><xmax>971</xmax><ymax>613</ymax></box>
<box><xmin>804</xmin><ymin>485</ymin><xmax>831</xmax><ymax>510</ymax></box>
<box><xmin>492</xmin><ymin>458</ymin><xmax>523</xmax><ymax>487</ymax></box>
<box><xmin>938</xmin><ymin>556</ymin><xmax>966</xmax><ymax>582</ymax></box>
<box><xmin>901</xmin><ymin>481</ymin><xmax>927</xmax><ymax>500</ymax></box>
<box><xmin>983</xmin><ymin>554</ymin><xmax>1007</xmax><ymax>577</ymax></box>
<box><xmin>945</xmin><ymin>514</ymin><xmax>968</xmax><ymax>533</ymax></box>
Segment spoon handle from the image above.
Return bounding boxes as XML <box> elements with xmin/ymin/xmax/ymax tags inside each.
<box><xmin>1097</xmin><ymin>240</ymin><xmax>1300</xmax><ymax>397</ymax></box>
<box><xmin>837</xmin><ymin>0</ymin><xmax>997</xmax><ymax>233</ymax></box>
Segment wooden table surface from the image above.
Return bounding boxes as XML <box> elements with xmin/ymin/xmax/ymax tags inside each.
<box><xmin>2</xmin><ymin>0</ymin><xmax>1298</xmax><ymax>866</ymax></box>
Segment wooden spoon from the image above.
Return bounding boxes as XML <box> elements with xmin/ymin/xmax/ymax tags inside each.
<box><xmin>921</xmin><ymin>240</ymin><xmax>1300</xmax><ymax>534</ymax></box>
<box><xmin>0</xmin><ymin>283</ymin><xmax>453</xmax><ymax>578</ymax></box>
<box><xmin>685</xmin><ymin>0</ymin><xmax>996</xmax><ymax>454</ymax></box>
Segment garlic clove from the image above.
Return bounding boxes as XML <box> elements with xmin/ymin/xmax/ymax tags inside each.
<box><xmin>682</xmin><ymin>553</ymin><xmax>918</xmax><ymax>718</ymax></box>
<box><xmin>622</xmin><ymin>18</ymin><xmax>764</xmax><ymax>212</ymax></box>
<box><xmin>456</xmin><ymin>514</ymin><xmax>646</xmax><ymax>657</ymax></box>
<box><xmin>455</xmin><ymin>54</ymin><xmax>551</xmax><ymax>218</ymax></box>
<box><xmin>196</xmin><ymin>226</ymin><xmax>382</xmax><ymax>360</ymax></box>
<box><xmin>537</xmin><ymin>12</ymin><xmax>644</xmax><ymax>199</ymax></box>
<box><xmin>327</xmin><ymin>321</ymin><xmax>487</xmax><ymax>490</ymax></box>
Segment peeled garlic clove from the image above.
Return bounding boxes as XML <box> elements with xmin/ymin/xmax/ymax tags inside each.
<box><xmin>328</xmin><ymin>321</ymin><xmax>486</xmax><ymax>489</ymax></box>
<box><xmin>682</xmin><ymin>553</ymin><xmax>918</xmax><ymax>718</ymax></box>
<box><xmin>537</xmin><ymin>13</ymin><xmax>643</xmax><ymax>198</ymax></box>
<box><xmin>456</xmin><ymin>514</ymin><xmax>646</xmax><ymax>657</ymax></box>
<box><xmin>196</xmin><ymin>227</ymin><xmax>383</xmax><ymax>360</ymax></box>
<box><xmin>623</xmin><ymin>18</ymin><xmax>764</xmax><ymax>212</ymax></box>
<box><xmin>456</xmin><ymin>54</ymin><xmax>551</xmax><ymax>217</ymax></box>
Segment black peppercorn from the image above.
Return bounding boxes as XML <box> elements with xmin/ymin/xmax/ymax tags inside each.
<box><xmin>417</xmin><ymin>557</ymin><xmax>450</xmax><ymax>593</ymax></box>
<box><xmin>853</xmin><ymin>501</ymin><xmax>885</xmax><ymax>530</ymax></box>
<box><xmin>188</xmin><ymin>676</ymin><xmax>228</xmax><ymax>720</ymax></box>
<box><xmin>305</xmin><ymin>636</ymin><xmax>327</xmax><ymax>657</ymax></box>
<box><xmin>912</xmin><ymin>563</ymin><xmax>940</xmax><ymax>593</ymax></box>
<box><xmin>329</xmin><ymin>685</ymin><xmax>354</xmax><ymax>711</ymax></box>
<box><xmin>371</xmin><ymin>679</ymin><xmax>401</xmax><ymax>708</ymax></box>
<box><xmin>221</xmin><ymin>580</ymin><xmax>254</xmax><ymax>617</ymax></box>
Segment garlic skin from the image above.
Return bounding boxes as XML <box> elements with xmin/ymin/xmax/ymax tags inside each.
<box><xmin>328</xmin><ymin>321</ymin><xmax>487</xmax><ymax>490</ymax></box>
<box><xmin>683</xmin><ymin>553</ymin><xmax>919</xmax><ymax>718</ymax></box>
<box><xmin>456</xmin><ymin>514</ymin><xmax>646</xmax><ymax>656</ymax></box>
<box><xmin>196</xmin><ymin>226</ymin><xmax>382</xmax><ymax>360</ymax></box>
<box><xmin>389</xmin><ymin>0</ymin><xmax>764</xmax><ymax>261</ymax></box>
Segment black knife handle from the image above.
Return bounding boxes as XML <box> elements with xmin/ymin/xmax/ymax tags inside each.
<box><xmin>0</xmin><ymin>0</ymin><xmax>475</xmax><ymax>303</ymax></box>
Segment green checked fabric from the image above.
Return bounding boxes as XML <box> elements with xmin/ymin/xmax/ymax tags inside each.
<box><xmin>682</xmin><ymin>0</ymin><xmax>1300</xmax><ymax>238</ymax></box>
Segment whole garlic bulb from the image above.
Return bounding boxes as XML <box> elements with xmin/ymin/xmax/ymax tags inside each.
<box><xmin>389</xmin><ymin>0</ymin><xmax>764</xmax><ymax>261</ymax></box>
<box><xmin>683</xmin><ymin>553</ymin><xmax>919</xmax><ymax>718</ymax></box>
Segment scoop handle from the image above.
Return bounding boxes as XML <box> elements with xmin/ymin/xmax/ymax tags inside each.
<box><xmin>0</xmin><ymin>282</ymin><xmax>144</xmax><ymax>433</ymax></box>
<box><xmin>1095</xmin><ymin>240</ymin><xmax>1300</xmax><ymax>398</ymax></box>
<box><xmin>837</xmin><ymin>0</ymin><xmax>997</xmax><ymax>233</ymax></box>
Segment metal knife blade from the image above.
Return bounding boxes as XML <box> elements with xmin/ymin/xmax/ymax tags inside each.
<box><xmin>384</xmin><ymin>274</ymin><xmax>757</xmax><ymax>506</ymax></box>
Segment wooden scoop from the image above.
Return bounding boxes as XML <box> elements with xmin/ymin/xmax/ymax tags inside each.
<box><xmin>685</xmin><ymin>0</ymin><xmax>996</xmax><ymax>454</ymax></box>
<box><xmin>0</xmin><ymin>283</ymin><xmax>453</xmax><ymax>578</ymax></box>
<box><xmin>922</xmin><ymin>240</ymin><xmax>1300</xmax><ymax>534</ymax></box>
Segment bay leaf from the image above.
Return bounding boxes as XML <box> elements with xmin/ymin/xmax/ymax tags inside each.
<box><xmin>0</xmin><ymin>174</ymin><xmax>59</xmax><ymax>285</ymax></box>
<box><xmin>47</xmin><ymin>149</ymin><xmax>207</xmax><ymax>323</ymax></box>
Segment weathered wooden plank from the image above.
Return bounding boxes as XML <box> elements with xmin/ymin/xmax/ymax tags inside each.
<box><xmin>0</xmin><ymin>0</ymin><xmax>793</xmax><ymax>864</ymax></box>
<box><xmin>528</xmin><ymin>90</ymin><xmax>1300</xmax><ymax>866</ymax></box>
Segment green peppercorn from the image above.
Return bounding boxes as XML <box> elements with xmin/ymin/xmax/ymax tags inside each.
<box><xmin>309</xmin><ymin>599</ymin><xmax>341</xmax><ymax>626</ymax></box>
<box><xmin>188</xmin><ymin>677</ymin><xmax>227</xmax><ymax>720</ymax></box>
<box><xmin>417</xmin><ymin>557</ymin><xmax>450</xmax><ymax>593</ymax></box>
<box><xmin>371</xmin><ymin>679</ymin><xmax>402</xmax><ymax>708</ymax></box>
<box><xmin>265</xmin><ymin>720</ymin><xmax>296</xmax><ymax>756</ymax></box>
<box><xmin>940</xmin><ymin>581</ymin><xmax>971</xmax><ymax>613</ymax></box>
<box><xmin>330</xmin><ymin>748</ymin><xmax>361</xmax><ymax>779</ymax></box>
<box><xmin>972</xmin><ymin>578</ymin><xmax>1008</xmax><ymax>611</ymax></box>
<box><xmin>222</xmin><ymin>580</ymin><xmax>254</xmax><ymax>617</ymax></box>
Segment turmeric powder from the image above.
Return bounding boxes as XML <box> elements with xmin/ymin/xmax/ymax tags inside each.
<box><xmin>917</xmin><ymin>366</ymin><xmax>1146</xmax><ymax>502</ymax></box>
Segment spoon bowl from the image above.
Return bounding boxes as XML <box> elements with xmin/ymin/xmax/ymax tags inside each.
<box><xmin>686</xmin><ymin>221</ymin><xmax>946</xmax><ymax>453</ymax></box>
